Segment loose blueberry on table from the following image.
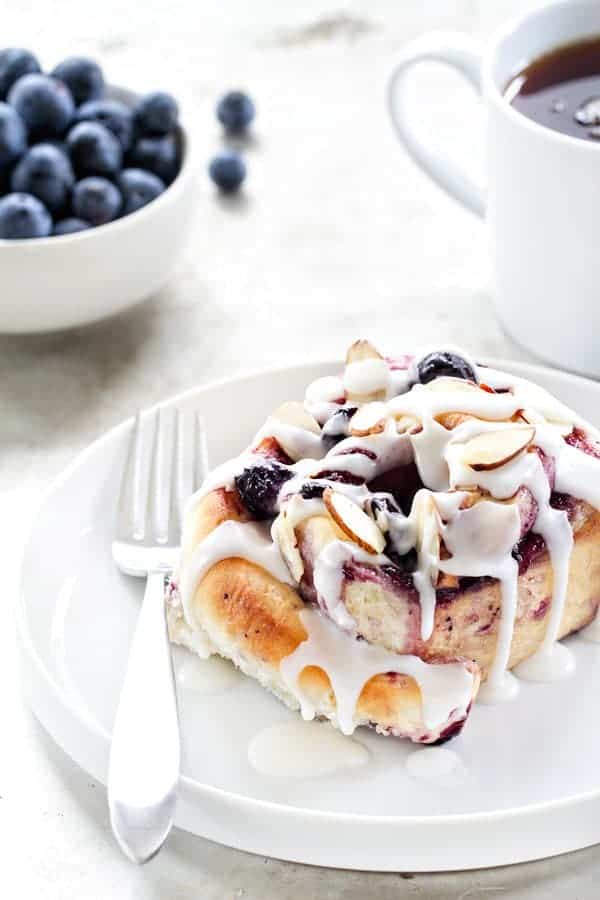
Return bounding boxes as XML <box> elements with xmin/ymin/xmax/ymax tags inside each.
<box><xmin>208</xmin><ymin>150</ymin><xmax>247</xmax><ymax>193</ymax></box>
<box><xmin>0</xmin><ymin>47</ymin><xmax>182</xmax><ymax>239</ymax></box>
<box><xmin>216</xmin><ymin>90</ymin><xmax>255</xmax><ymax>134</ymax></box>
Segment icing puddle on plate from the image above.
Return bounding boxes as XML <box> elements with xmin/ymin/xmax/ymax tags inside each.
<box><xmin>174</xmin><ymin>652</ymin><xmax>241</xmax><ymax>695</ymax></box>
<box><xmin>405</xmin><ymin>747</ymin><xmax>462</xmax><ymax>779</ymax></box>
<box><xmin>248</xmin><ymin>720</ymin><xmax>370</xmax><ymax>778</ymax></box>
<box><xmin>247</xmin><ymin>719</ymin><xmax>469</xmax><ymax>784</ymax></box>
<box><xmin>403</xmin><ymin>745</ymin><xmax>470</xmax><ymax>789</ymax></box>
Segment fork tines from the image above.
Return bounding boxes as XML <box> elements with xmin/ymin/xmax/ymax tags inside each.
<box><xmin>116</xmin><ymin>407</ymin><xmax>208</xmax><ymax>548</ymax></box>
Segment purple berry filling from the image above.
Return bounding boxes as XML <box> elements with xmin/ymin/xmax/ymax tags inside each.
<box><xmin>368</xmin><ymin>461</ymin><xmax>424</xmax><ymax>516</ymax></box>
<box><xmin>512</xmin><ymin>531</ymin><xmax>546</xmax><ymax>575</ymax></box>
<box><xmin>343</xmin><ymin>558</ymin><xmax>417</xmax><ymax>597</ymax></box>
<box><xmin>298</xmin><ymin>482</ymin><xmax>326</xmax><ymax>500</ymax></box>
<box><xmin>565</xmin><ymin>426</ymin><xmax>600</xmax><ymax>459</ymax></box>
<box><xmin>234</xmin><ymin>462</ymin><xmax>293</xmax><ymax>520</ymax></box>
<box><xmin>333</xmin><ymin>446</ymin><xmax>377</xmax><ymax>461</ymax></box>
<box><xmin>550</xmin><ymin>491</ymin><xmax>578</xmax><ymax>519</ymax></box>
<box><xmin>313</xmin><ymin>469</ymin><xmax>365</xmax><ymax>486</ymax></box>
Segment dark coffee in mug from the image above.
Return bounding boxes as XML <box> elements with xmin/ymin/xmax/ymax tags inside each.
<box><xmin>505</xmin><ymin>36</ymin><xmax>600</xmax><ymax>141</ymax></box>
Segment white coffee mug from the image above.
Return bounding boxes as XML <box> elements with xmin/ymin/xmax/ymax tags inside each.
<box><xmin>387</xmin><ymin>0</ymin><xmax>600</xmax><ymax>377</ymax></box>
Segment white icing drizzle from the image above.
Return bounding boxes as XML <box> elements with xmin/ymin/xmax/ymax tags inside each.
<box><xmin>439</xmin><ymin>501</ymin><xmax>521</xmax><ymax>701</ymax></box>
<box><xmin>388</xmin><ymin>367</ymin><xmax>412</xmax><ymax>396</ymax></box>
<box><xmin>344</xmin><ymin>358</ymin><xmax>391</xmax><ymax>396</ymax></box>
<box><xmin>178</xmin><ymin>346</ymin><xmax>600</xmax><ymax>720</ymax></box>
<box><xmin>180</xmin><ymin>520</ymin><xmax>294</xmax><ymax>630</ymax></box>
<box><xmin>252</xmin><ymin>419</ymin><xmax>323</xmax><ymax>460</ymax></box>
<box><xmin>247</xmin><ymin>720</ymin><xmax>369</xmax><ymax>778</ymax></box>
<box><xmin>305</xmin><ymin>375</ymin><xmax>346</xmax><ymax>406</ymax></box>
<box><xmin>514</xmin><ymin>640</ymin><xmax>575</xmax><ymax>682</ymax></box>
<box><xmin>329</xmin><ymin>418</ymin><xmax>412</xmax><ymax>481</ymax></box>
<box><xmin>446</xmin><ymin>423</ymin><xmax>576</xmax><ymax>684</ymax></box>
<box><xmin>175</xmin><ymin>652</ymin><xmax>240</xmax><ymax>694</ymax></box>
<box><xmin>313</xmin><ymin>540</ymin><xmax>390</xmax><ymax>632</ymax></box>
<box><xmin>555</xmin><ymin>443</ymin><xmax>600</xmax><ymax>508</ymax></box>
<box><xmin>405</xmin><ymin>746</ymin><xmax>461</xmax><ymax>779</ymax></box>
<box><xmin>186</xmin><ymin>451</ymin><xmax>257</xmax><ymax>508</ymax></box>
<box><xmin>280</xmin><ymin>609</ymin><xmax>474</xmax><ymax>736</ymax></box>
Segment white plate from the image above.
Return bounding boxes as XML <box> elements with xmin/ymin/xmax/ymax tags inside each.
<box><xmin>17</xmin><ymin>358</ymin><xmax>600</xmax><ymax>871</ymax></box>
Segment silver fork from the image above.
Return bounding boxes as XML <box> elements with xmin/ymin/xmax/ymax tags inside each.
<box><xmin>108</xmin><ymin>407</ymin><xmax>207</xmax><ymax>864</ymax></box>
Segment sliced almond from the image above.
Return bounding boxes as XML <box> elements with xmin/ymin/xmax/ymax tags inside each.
<box><xmin>515</xmin><ymin>407</ymin><xmax>545</xmax><ymax>425</ymax></box>
<box><xmin>413</xmin><ymin>492</ymin><xmax>441</xmax><ymax>585</ymax></box>
<box><xmin>436</xmin><ymin>411</ymin><xmax>477</xmax><ymax>431</ymax></box>
<box><xmin>254</xmin><ymin>435</ymin><xmax>291</xmax><ymax>462</ymax></box>
<box><xmin>350</xmin><ymin>401</ymin><xmax>388</xmax><ymax>436</ymax></box>
<box><xmin>422</xmin><ymin>376</ymin><xmax>481</xmax><ymax>394</ymax></box>
<box><xmin>344</xmin><ymin>358</ymin><xmax>390</xmax><ymax>403</ymax></box>
<box><xmin>459</xmin><ymin>490</ymin><xmax>483</xmax><ymax>510</ymax></box>
<box><xmin>271</xmin><ymin>401</ymin><xmax>321</xmax><ymax>435</ymax></box>
<box><xmin>462</xmin><ymin>426</ymin><xmax>535</xmax><ymax>472</ymax></box>
<box><xmin>345</xmin><ymin>339</ymin><xmax>383</xmax><ymax>364</ymax></box>
<box><xmin>394</xmin><ymin>413</ymin><xmax>421</xmax><ymax>434</ymax></box>
<box><xmin>516</xmin><ymin>407</ymin><xmax>571</xmax><ymax>437</ymax></box>
<box><xmin>305</xmin><ymin>375</ymin><xmax>346</xmax><ymax>406</ymax></box>
<box><xmin>323</xmin><ymin>487</ymin><xmax>386</xmax><ymax>554</ymax></box>
<box><xmin>551</xmin><ymin>422</ymin><xmax>574</xmax><ymax>437</ymax></box>
<box><xmin>271</xmin><ymin>511</ymin><xmax>304</xmax><ymax>582</ymax></box>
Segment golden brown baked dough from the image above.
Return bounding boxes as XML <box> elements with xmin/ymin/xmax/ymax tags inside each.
<box><xmin>171</xmin><ymin>488</ymin><xmax>480</xmax><ymax>744</ymax></box>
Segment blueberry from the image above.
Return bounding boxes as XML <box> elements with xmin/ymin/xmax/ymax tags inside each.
<box><xmin>75</xmin><ymin>98</ymin><xmax>133</xmax><ymax>151</ymax></box>
<box><xmin>0</xmin><ymin>192</ymin><xmax>52</xmax><ymax>239</ymax></box>
<box><xmin>44</xmin><ymin>138</ymin><xmax>69</xmax><ymax>155</ymax></box>
<box><xmin>133</xmin><ymin>91</ymin><xmax>178</xmax><ymax>135</ymax></box>
<box><xmin>72</xmin><ymin>176</ymin><xmax>121</xmax><ymax>225</ymax></box>
<box><xmin>234</xmin><ymin>463</ymin><xmax>293</xmax><ymax>519</ymax></box>
<box><xmin>208</xmin><ymin>150</ymin><xmax>246</xmax><ymax>192</ymax></box>
<box><xmin>216</xmin><ymin>90</ymin><xmax>255</xmax><ymax>133</ymax></box>
<box><xmin>117</xmin><ymin>168</ymin><xmax>165</xmax><ymax>215</ymax></box>
<box><xmin>128</xmin><ymin>133</ymin><xmax>179</xmax><ymax>183</ymax></box>
<box><xmin>51</xmin><ymin>56</ymin><xmax>104</xmax><ymax>104</ymax></box>
<box><xmin>299</xmin><ymin>482</ymin><xmax>325</xmax><ymax>500</ymax></box>
<box><xmin>416</xmin><ymin>350</ymin><xmax>478</xmax><ymax>385</ymax></box>
<box><xmin>8</xmin><ymin>73</ymin><xmax>74</xmax><ymax>139</ymax></box>
<box><xmin>67</xmin><ymin>121</ymin><xmax>122</xmax><ymax>176</ymax></box>
<box><xmin>0</xmin><ymin>49</ymin><xmax>40</xmax><ymax>100</ymax></box>
<box><xmin>11</xmin><ymin>143</ymin><xmax>74</xmax><ymax>214</ymax></box>
<box><xmin>0</xmin><ymin>102</ymin><xmax>26</xmax><ymax>166</ymax></box>
<box><xmin>53</xmin><ymin>217</ymin><xmax>91</xmax><ymax>235</ymax></box>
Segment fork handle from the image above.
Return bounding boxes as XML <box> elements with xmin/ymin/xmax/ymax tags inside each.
<box><xmin>108</xmin><ymin>569</ymin><xmax>180</xmax><ymax>864</ymax></box>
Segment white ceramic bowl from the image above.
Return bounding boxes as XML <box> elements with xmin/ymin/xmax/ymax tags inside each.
<box><xmin>0</xmin><ymin>86</ymin><xmax>197</xmax><ymax>334</ymax></box>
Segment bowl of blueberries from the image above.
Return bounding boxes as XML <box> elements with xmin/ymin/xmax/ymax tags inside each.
<box><xmin>0</xmin><ymin>48</ymin><xmax>197</xmax><ymax>333</ymax></box>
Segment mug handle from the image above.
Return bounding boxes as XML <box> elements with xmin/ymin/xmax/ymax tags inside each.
<box><xmin>387</xmin><ymin>33</ymin><xmax>486</xmax><ymax>218</ymax></box>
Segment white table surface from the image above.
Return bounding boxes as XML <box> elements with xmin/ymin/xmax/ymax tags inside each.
<box><xmin>4</xmin><ymin>0</ymin><xmax>600</xmax><ymax>896</ymax></box>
